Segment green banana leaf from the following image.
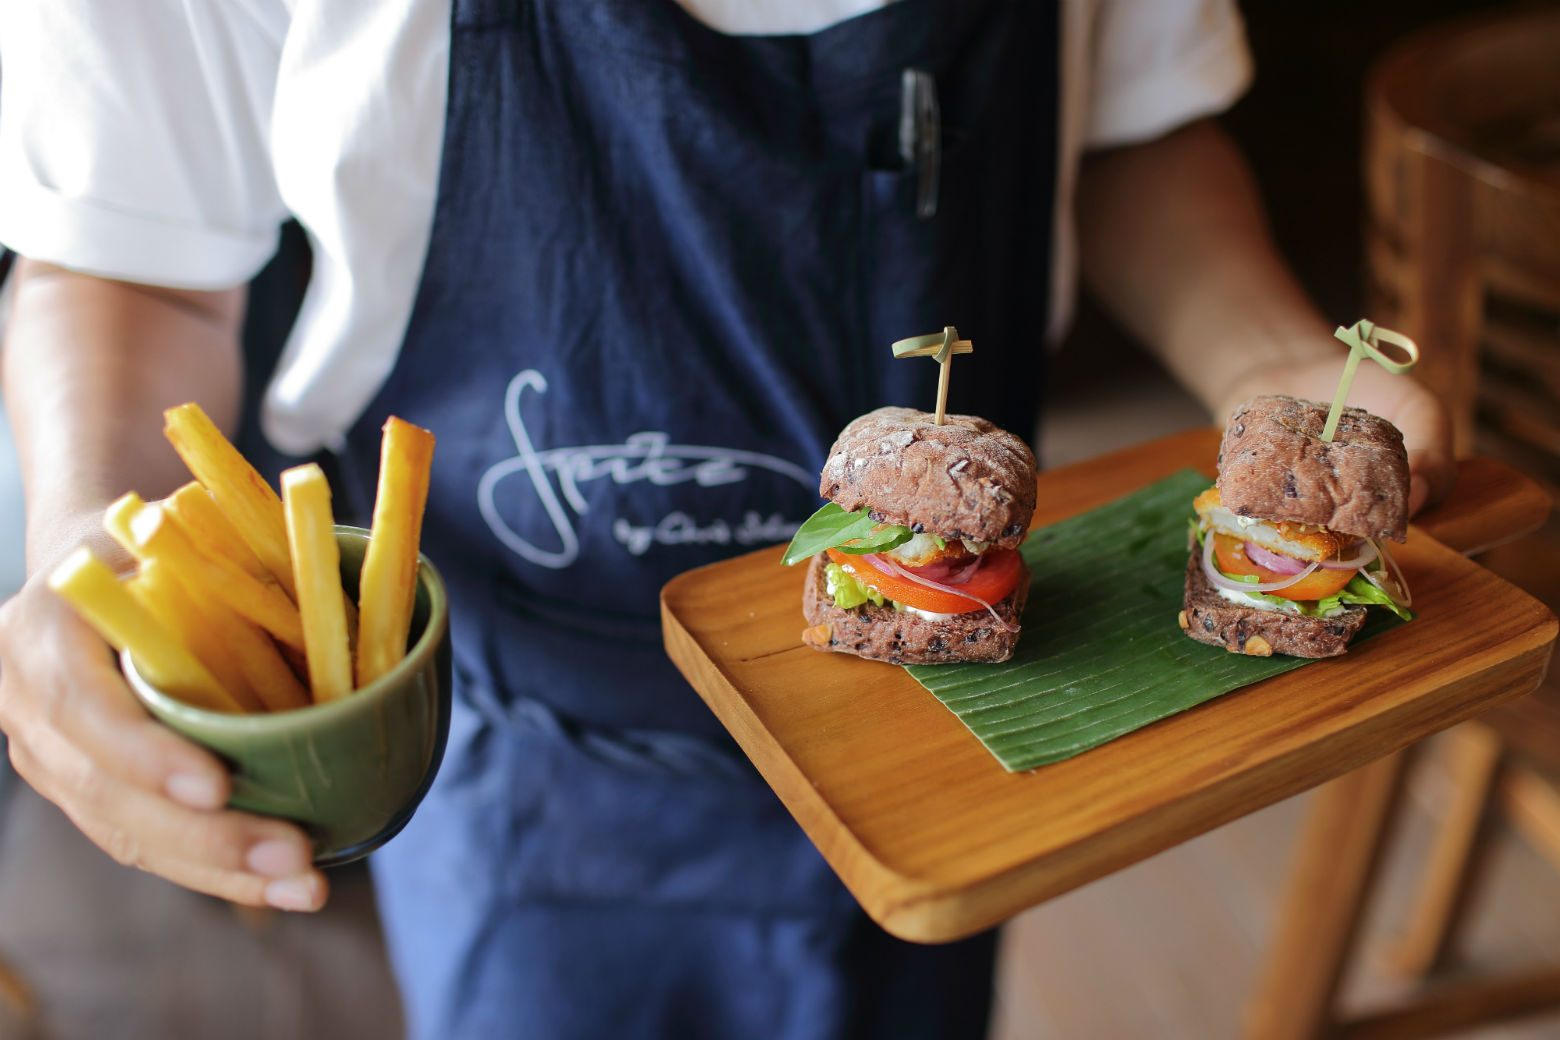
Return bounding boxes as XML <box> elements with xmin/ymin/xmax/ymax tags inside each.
<box><xmin>905</xmin><ymin>469</ymin><xmax>1407</xmax><ymax>772</ymax></box>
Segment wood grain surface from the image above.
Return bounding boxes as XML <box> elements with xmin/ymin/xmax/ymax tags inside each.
<box><xmin>661</xmin><ymin>428</ymin><xmax>1558</xmax><ymax>943</ymax></box>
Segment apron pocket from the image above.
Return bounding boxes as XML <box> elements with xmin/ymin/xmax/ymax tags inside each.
<box><xmin>496</xmin><ymin>697</ymin><xmax>855</xmax><ymax>917</ymax></box>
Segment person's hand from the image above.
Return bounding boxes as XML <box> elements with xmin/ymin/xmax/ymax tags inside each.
<box><xmin>1214</xmin><ymin>349</ymin><xmax>1456</xmax><ymax>519</ymax></box>
<box><xmin>0</xmin><ymin>534</ymin><xmax>328</xmax><ymax>911</ymax></box>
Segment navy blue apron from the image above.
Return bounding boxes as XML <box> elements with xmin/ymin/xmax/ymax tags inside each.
<box><xmin>346</xmin><ymin>1</ymin><xmax>1058</xmax><ymax>1036</ymax></box>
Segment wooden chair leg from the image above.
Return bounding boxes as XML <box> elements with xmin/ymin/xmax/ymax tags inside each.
<box><xmin>1334</xmin><ymin>966</ymin><xmax>1560</xmax><ymax>1040</ymax></box>
<box><xmin>1382</xmin><ymin>723</ymin><xmax>1505</xmax><ymax>978</ymax></box>
<box><xmin>1244</xmin><ymin>751</ymin><xmax>1411</xmax><ymax>1040</ymax></box>
<box><xmin>1499</xmin><ymin>765</ymin><xmax>1560</xmax><ymax>867</ymax></box>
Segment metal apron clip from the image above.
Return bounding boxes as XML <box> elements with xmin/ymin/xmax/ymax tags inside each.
<box><xmin>898</xmin><ymin>68</ymin><xmax>940</xmax><ymax>219</ymax></box>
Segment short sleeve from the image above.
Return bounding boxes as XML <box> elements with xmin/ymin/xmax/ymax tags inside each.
<box><xmin>0</xmin><ymin>1</ymin><xmax>291</xmax><ymax>290</ymax></box>
<box><xmin>1085</xmin><ymin>0</ymin><xmax>1253</xmax><ymax>149</ymax></box>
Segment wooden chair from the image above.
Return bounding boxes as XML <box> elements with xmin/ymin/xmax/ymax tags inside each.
<box><xmin>1247</xmin><ymin>7</ymin><xmax>1560</xmax><ymax>1037</ymax></box>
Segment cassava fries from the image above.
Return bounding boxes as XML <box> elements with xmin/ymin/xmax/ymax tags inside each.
<box><xmin>109</xmin><ymin>490</ymin><xmax>311</xmax><ymax>711</ymax></box>
<box><xmin>129</xmin><ymin>502</ymin><xmax>306</xmax><ymax>654</ymax></box>
<box><xmin>47</xmin><ymin>548</ymin><xmax>244</xmax><ymax>713</ymax></box>
<box><xmin>102</xmin><ymin>491</ymin><xmax>148</xmax><ymax>560</ymax></box>
<box><xmin>58</xmin><ymin>405</ymin><xmax>437</xmax><ymax>716</ymax></box>
<box><xmin>162</xmin><ymin>481</ymin><xmax>272</xmax><ymax>584</ymax></box>
<box><xmin>131</xmin><ymin>557</ymin><xmax>309</xmax><ymax>713</ymax></box>
<box><xmin>282</xmin><ymin>463</ymin><xmax>354</xmax><ymax>703</ymax></box>
<box><xmin>356</xmin><ymin>417</ymin><xmax>435</xmax><ymax>686</ymax></box>
<box><xmin>126</xmin><ymin>560</ymin><xmax>268</xmax><ymax>713</ymax></box>
<box><xmin>163</xmin><ymin>402</ymin><xmax>296</xmax><ymax>599</ymax></box>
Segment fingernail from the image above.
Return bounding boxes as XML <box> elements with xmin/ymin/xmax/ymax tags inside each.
<box><xmin>247</xmin><ymin>840</ymin><xmax>309</xmax><ymax>878</ymax></box>
<box><xmin>265</xmin><ymin>877</ymin><xmax>321</xmax><ymax>912</ymax></box>
<box><xmin>166</xmin><ymin>773</ymin><xmax>223</xmax><ymax>810</ymax></box>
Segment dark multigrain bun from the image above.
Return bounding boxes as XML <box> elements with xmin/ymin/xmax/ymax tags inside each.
<box><xmin>1180</xmin><ymin>554</ymin><xmax>1366</xmax><ymax>658</ymax></box>
<box><xmin>819</xmin><ymin>406</ymin><xmax>1036</xmax><ymax>547</ymax></box>
<box><xmin>1217</xmin><ymin>395</ymin><xmax>1410</xmax><ymax>542</ymax></box>
<box><xmin>801</xmin><ymin>553</ymin><xmax>1027</xmax><ymax>664</ymax></box>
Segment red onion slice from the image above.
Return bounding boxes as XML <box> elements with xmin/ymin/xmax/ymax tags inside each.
<box><xmin>1202</xmin><ymin>531</ymin><xmax>1318</xmax><ymax>594</ymax></box>
<box><xmin>909</xmin><ymin>553</ymin><xmax>982</xmax><ymax>586</ymax></box>
<box><xmin>1360</xmin><ymin>539</ymin><xmax>1412</xmax><ymax>607</ymax></box>
<box><xmin>1243</xmin><ymin>541</ymin><xmax>1309</xmax><ymax>574</ymax></box>
<box><xmin>859</xmin><ymin>553</ymin><xmax>1020</xmax><ymax>632</ymax></box>
<box><xmin>1318</xmin><ymin>539</ymin><xmax>1379</xmax><ymax>571</ymax></box>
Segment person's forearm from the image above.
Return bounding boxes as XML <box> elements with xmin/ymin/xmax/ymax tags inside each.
<box><xmin>2</xmin><ymin>260</ymin><xmax>246</xmax><ymax>573</ymax></box>
<box><xmin>1076</xmin><ymin>119</ymin><xmax>1333</xmax><ymax>416</ymax></box>
<box><xmin>1075</xmin><ymin>119</ymin><xmax>1455</xmax><ymax>512</ymax></box>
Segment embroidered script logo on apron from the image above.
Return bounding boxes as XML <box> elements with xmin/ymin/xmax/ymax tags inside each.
<box><xmin>477</xmin><ymin>370</ymin><xmax>813</xmax><ymax>569</ymax></box>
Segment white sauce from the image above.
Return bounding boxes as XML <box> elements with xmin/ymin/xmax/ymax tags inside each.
<box><xmin>1214</xmin><ymin>586</ymin><xmax>1348</xmax><ymax>618</ymax></box>
<box><xmin>897</xmin><ymin>604</ymin><xmax>959</xmax><ymax>622</ymax></box>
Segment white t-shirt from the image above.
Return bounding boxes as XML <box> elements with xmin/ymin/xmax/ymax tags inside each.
<box><xmin>0</xmin><ymin>0</ymin><xmax>1251</xmax><ymax>455</ymax></box>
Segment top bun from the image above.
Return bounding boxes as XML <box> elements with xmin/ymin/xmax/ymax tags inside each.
<box><xmin>818</xmin><ymin>406</ymin><xmax>1037</xmax><ymax>547</ymax></box>
<box><xmin>1217</xmin><ymin>395</ymin><xmax>1410</xmax><ymax>542</ymax></box>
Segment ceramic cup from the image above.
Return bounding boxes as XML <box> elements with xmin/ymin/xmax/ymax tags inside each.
<box><xmin>122</xmin><ymin>526</ymin><xmax>452</xmax><ymax>866</ymax></box>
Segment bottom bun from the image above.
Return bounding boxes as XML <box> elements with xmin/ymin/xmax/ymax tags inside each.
<box><xmin>801</xmin><ymin>553</ymin><xmax>1028</xmax><ymax>665</ymax></box>
<box><xmin>1180</xmin><ymin>553</ymin><xmax>1365</xmax><ymax>658</ymax></box>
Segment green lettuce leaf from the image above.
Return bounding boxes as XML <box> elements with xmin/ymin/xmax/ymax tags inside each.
<box><xmin>780</xmin><ymin>503</ymin><xmax>912</xmax><ymax>566</ymax></box>
<box><xmin>1316</xmin><ymin>574</ymin><xmax>1414</xmax><ymax>621</ymax></box>
<box><xmin>824</xmin><ymin>562</ymin><xmax>885</xmax><ymax>609</ymax></box>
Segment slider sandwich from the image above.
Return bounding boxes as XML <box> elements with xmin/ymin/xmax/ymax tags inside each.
<box><xmin>1182</xmin><ymin>395</ymin><xmax>1413</xmax><ymax>658</ymax></box>
<box><xmin>783</xmin><ymin>407</ymin><xmax>1037</xmax><ymax>664</ymax></box>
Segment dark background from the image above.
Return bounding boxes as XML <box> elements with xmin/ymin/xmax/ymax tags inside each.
<box><xmin>1061</xmin><ymin>0</ymin><xmax>1540</xmax><ymax>368</ymax></box>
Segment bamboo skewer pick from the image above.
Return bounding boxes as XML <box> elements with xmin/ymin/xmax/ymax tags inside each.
<box><xmin>891</xmin><ymin>326</ymin><xmax>973</xmax><ymax>425</ymax></box>
<box><xmin>1323</xmin><ymin>320</ymin><xmax>1420</xmax><ymax>442</ymax></box>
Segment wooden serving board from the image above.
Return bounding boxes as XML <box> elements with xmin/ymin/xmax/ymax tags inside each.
<box><xmin>660</xmin><ymin>428</ymin><xmax>1558</xmax><ymax>943</ymax></box>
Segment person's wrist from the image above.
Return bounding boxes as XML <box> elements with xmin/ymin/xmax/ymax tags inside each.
<box><xmin>23</xmin><ymin>501</ymin><xmax>133</xmax><ymax>579</ymax></box>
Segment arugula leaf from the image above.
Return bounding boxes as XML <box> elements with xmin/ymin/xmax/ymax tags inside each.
<box><xmin>1316</xmin><ymin>575</ymin><xmax>1414</xmax><ymax>620</ymax></box>
<box><xmin>833</xmin><ymin>523</ymin><xmax>916</xmax><ymax>556</ymax></box>
<box><xmin>780</xmin><ymin>502</ymin><xmax>912</xmax><ymax>566</ymax></box>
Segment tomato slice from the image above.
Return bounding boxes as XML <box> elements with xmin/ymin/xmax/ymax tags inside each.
<box><xmin>826</xmin><ymin>546</ymin><xmax>1026</xmax><ymax>615</ymax></box>
<box><xmin>1210</xmin><ymin>533</ymin><xmax>1355</xmax><ymax>601</ymax></box>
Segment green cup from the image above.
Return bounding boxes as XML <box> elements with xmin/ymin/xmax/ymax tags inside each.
<box><xmin>122</xmin><ymin>526</ymin><xmax>452</xmax><ymax>866</ymax></box>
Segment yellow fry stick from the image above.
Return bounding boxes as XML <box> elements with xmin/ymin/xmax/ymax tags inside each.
<box><xmin>129</xmin><ymin>502</ymin><xmax>306</xmax><ymax>655</ymax></box>
<box><xmin>47</xmin><ymin>548</ymin><xmax>244</xmax><ymax>713</ymax></box>
<box><xmin>282</xmin><ymin>463</ymin><xmax>354</xmax><ymax>703</ymax></box>
<box><xmin>129</xmin><ymin>557</ymin><xmax>309</xmax><ymax>713</ymax></box>
<box><xmin>163</xmin><ymin>402</ymin><xmax>296</xmax><ymax>599</ymax></box>
<box><xmin>103</xmin><ymin>491</ymin><xmax>149</xmax><ymax>561</ymax></box>
<box><xmin>112</xmin><ymin>491</ymin><xmax>310</xmax><ymax>709</ymax></box>
<box><xmin>163</xmin><ymin>479</ymin><xmax>359</xmax><ymax>656</ymax></box>
<box><xmin>162</xmin><ymin>481</ymin><xmax>272</xmax><ymax>584</ymax></box>
<box><xmin>357</xmin><ymin>417</ymin><xmax>435</xmax><ymax>687</ymax></box>
<box><xmin>126</xmin><ymin>560</ymin><xmax>267</xmax><ymax>713</ymax></box>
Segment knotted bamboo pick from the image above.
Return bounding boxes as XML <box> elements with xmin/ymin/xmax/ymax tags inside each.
<box><xmin>1323</xmin><ymin>320</ymin><xmax>1420</xmax><ymax>441</ymax></box>
<box><xmin>891</xmin><ymin>325</ymin><xmax>972</xmax><ymax>425</ymax></box>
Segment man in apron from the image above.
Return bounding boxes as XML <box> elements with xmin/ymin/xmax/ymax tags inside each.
<box><xmin>0</xmin><ymin>2</ymin><xmax>1453</xmax><ymax>1037</ymax></box>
